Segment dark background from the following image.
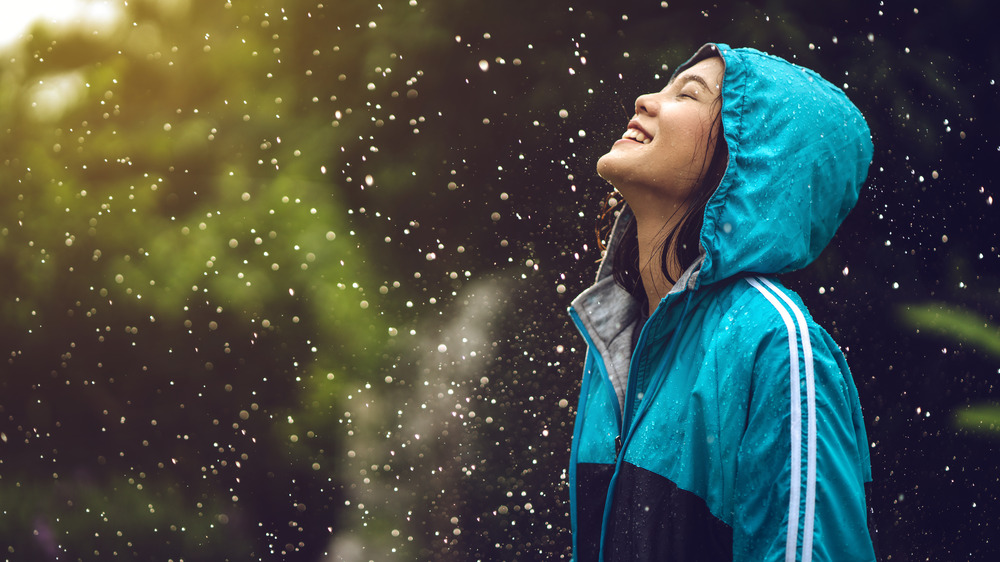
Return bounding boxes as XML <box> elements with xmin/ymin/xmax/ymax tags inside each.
<box><xmin>0</xmin><ymin>0</ymin><xmax>996</xmax><ymax>560</ymax></box>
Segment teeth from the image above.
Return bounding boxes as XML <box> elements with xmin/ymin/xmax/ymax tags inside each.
<box><xmin>622</xmin><ymin>129</ymin><xmax>653</xmax><ymax>144</ymax></box>
<box><xmin>621</xmin><ymin>128</ymin><xmax>651</xmax><ymax>143</ymax></box>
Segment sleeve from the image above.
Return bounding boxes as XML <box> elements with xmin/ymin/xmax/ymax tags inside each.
<box><xmin>731</xmin><ymin>313</ymin><xmax>875</xmax><ymax>561</ymax></box>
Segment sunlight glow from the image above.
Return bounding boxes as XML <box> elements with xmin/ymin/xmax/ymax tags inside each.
<box><xmin>0</xmin><ymin>0</ymin><xmax>121</xmax><ymax>48</ymax></box>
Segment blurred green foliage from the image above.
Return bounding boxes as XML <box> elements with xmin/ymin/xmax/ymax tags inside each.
<box><xmin>1</xmin><ymin>0</ymin><xmax>390</xmax><ymax>559</ymax></box>
<box><xmin>955</xmin><ymin>404</ymin><xmax>1000</xmax><ymax>435</ymax></box>
<box><xmin>899</xmin><ymin>303</ymin><xmax>1000</xmax><ymax>359</ymax></box>
<box><xmin>899</xmin><ymin>303</ymin><xmax>1000</xmax><ymax>436</ymax></box>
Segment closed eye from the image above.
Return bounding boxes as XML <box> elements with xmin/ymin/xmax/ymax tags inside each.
<box><xmin>671</xmin><ymin>73</ymin><xmax>714</xmax><ymax>101</ymax></box>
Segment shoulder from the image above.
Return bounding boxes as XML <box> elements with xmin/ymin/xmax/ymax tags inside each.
<box><xmin>705</xmin><ymin>276</ymin><xmax>848</xmax><ymax>376</ymax></box>
<box><xmin>714</xmin><ymin>277</ymin><xmax>855</xmax><ymax>398</ymax></box>
<box><xmin>703</xmin><ymin>276</ymin><xmax>816</xmax><ymax>342</ymax></box>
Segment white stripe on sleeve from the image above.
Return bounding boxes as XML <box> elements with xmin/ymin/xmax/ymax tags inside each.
<box><xmin>745</xmin><ymin>277</ymin><xmax>806</xmax><ymax>562</ymax></box>
<box><xmin>759</xmin><ymin>277</ymin><xmax>817</xmax><ymax>562</ymax></box>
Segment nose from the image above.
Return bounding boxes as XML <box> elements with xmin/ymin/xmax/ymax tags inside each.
<box><xmin>635</xmin><ymin>92</ymin><xmax>659</xmax><ymax>116</ymax></box>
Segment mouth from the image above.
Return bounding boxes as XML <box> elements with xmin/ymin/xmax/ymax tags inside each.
<box><xmin>620</xmin><ymin>120</ymin><xmax>652</xmax><ymax>144</ymax></box>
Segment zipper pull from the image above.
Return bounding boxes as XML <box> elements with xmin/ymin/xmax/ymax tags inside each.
<box><xmin>614</xmin><ymin>435</ymin><xmax>622</xmax><ymax>459</ymax></box>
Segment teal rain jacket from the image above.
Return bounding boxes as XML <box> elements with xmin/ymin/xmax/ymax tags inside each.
<box><xmin>568</xmin><ymin>44</ymin><xmax>877</xmax><ymax>561</ymax></box>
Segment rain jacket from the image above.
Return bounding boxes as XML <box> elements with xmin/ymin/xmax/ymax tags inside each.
<box><xmin>568</xmin><ymin>44</ymin><xmax>877</xmax><ymax>561</ymax></box>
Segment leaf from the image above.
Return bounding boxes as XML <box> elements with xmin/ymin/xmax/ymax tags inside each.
<box><xmin>898</xmin><ymin>303</ymin><xmax>1000</xmax><ymax>358</ymax></box>
<box><xmin>954</xmin><ymin>404</ymin><xmax>1000</xmax><ymax>435</ymax></box>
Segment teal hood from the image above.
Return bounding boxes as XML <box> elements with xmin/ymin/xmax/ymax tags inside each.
<box><xmin>603</xmin><ymin>44</ymin><xmax>874</xmax><ymax>289</ymax></box>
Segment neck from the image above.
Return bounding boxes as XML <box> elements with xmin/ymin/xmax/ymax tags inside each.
<box><xmin>632</xmin><ymin>205</ymin><xmax>686</xmax><ymax>316</ymax></box>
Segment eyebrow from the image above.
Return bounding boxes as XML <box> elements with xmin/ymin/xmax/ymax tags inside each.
<box><xmin>675</xmin><ymin>74</ymin><xmax>714</xmax><ymax>93</ymax></box>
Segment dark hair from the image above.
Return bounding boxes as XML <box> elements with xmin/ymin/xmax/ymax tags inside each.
<box><xmin>595</xmin><ymin>98</ymin><xmax>728</xmax><ymax>310</ymax></box>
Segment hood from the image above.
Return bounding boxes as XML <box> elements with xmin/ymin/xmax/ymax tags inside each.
<box><xmin>597</xmin><ymin>43</ymin><xmax>874</xmax><ymax>290</ymax></box>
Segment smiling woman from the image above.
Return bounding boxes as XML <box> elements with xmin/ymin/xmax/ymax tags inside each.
<box><xmin>568</xmin><ymin>43</ymin><xmax>878</xmax><ymax>561</ymax></box>
<box><xmin>597</xmin><ymin>56</ymin><xmax>727</xmax><ymax>311</ymax></box>
<box><xmin>598</xmin><ymin>58</ymin><xmax>724</xmax><ymax>203</ymax></box>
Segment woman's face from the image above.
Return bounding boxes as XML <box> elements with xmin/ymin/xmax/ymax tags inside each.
<box><xmin>596</xmin><ymin>57</ymin><xmax>724</xmax><ymax>202</ymax></box>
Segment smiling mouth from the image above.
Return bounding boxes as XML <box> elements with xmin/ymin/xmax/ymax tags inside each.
<box><xmin>621</xmin><ymin>127</ymin><xmax>652</xmax><ymax>144</ymax></box>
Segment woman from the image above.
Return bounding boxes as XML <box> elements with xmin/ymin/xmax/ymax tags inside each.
<box><xmin>568</xmin><ymin>44</ymin><xmax>877</xmax><ymax>561</ymax></box>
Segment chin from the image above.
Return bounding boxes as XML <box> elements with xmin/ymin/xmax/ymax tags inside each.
<box><xmin>595</xmin><ymin>151</ymin><xmax>618</xmax><ymax>183</ymax></box>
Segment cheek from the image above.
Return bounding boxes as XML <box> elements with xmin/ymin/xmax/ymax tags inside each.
<box><xmin>663</xmin><ymin>121</ymin><xmax>709</xmax><ymax>163</ymax></box>
<box><xmin>680</xmin><ymin>118</ymin><xmax>716</xmax><ymax>163</ymax></box>
<box><xmin>688</xmin><ymin>116</ymin><xmax>714</xmax><ymax>145</ymax></box>
<box><xmin>663</xmin><ymin>113</ymin><xmax>710</xmax><ymax>151</ymax></box>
